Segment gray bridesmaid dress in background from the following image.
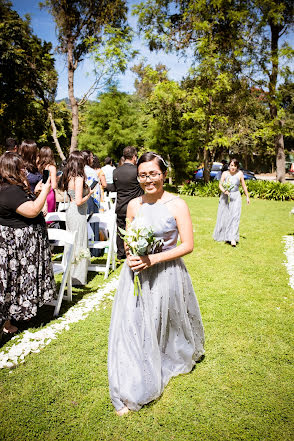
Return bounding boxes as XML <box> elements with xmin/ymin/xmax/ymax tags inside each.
<box><xmin>66</xmin><ymin>189</ymin><xmax>89</xmax><ymax>285</ymax></box>
<box><xmin>108</xmin><ymin>199</ymin><xmax>205</xmax><ymax>411</ymax></box>
<box><xmin>213</xmin><ymin>173</ymin><xmax>242</xmax><ymax>242</ymax></box>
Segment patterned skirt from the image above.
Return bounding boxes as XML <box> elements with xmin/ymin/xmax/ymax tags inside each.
<box><xmin>0</xmin><ymin>223</ymin><xmax>56</xmax><ymax>322</ymax></box>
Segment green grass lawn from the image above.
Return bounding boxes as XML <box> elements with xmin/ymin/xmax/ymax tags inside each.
<box><xmin>0</xmin><ymin>197</ymin><xmax>293</xmax><ymax>441</ymax></box>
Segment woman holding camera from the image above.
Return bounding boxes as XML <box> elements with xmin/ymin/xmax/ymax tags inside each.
<box><xmin>0</xmin><ymin>152</ymin><xmax>55</xmax><ymax>335</ymax></box>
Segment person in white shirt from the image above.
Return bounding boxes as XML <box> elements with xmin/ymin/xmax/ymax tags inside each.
<box><xmin>102</xmin><ymin>157</ymin><xmax>116</xmax><ymax>194</ymax></box>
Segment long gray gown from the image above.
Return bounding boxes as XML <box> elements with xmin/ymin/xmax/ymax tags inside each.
<box><xmin>108</xmin><ymin>199</ymin><xmax>205</xmax><ymax>411</ymax></box>
<box><xmin>213</xmin><ymin>173</ymin><xmax>242</xmax><ymax>242</ymax></box>
<box><xmin>66</xmin><ymin>189</ymin><xmax>90</xmax><ymax>285</ymax></box>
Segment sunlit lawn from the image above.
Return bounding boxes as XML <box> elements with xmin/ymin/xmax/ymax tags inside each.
<box><xmin>0</xmin><ymin>196</ymin><xmax>293</xmax><ymax>441</ymax></box>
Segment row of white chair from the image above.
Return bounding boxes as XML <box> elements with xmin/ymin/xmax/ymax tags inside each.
<box><xmin>45</xmin><ymin>201</ymin><xmax>117</xmax><ymax>316</ymax></box>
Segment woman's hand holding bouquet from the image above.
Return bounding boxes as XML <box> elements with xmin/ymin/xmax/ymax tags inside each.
<box><xmin>222</xmin><ymin>178</ymin><xmax>234</xmax><ymax>203</ymax></box>
<box><xmin>119</xmin><ymin>218</ymin><xmax>163</xmax><ymax>296</ymax></box>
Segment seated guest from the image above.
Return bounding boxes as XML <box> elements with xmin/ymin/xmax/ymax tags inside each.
<box><xmin>19</xmin><ymin>140</ymin><xmax>42</xmax><ymax>193</ymax></box>
<box><xmin>0</xmin><ymin>152</ymin><xmax>55</xmax><ymax>334</ymax></box>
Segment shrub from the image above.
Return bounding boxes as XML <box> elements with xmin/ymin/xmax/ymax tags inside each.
<box><xmin>179</xmin><ymin>181</ymin><xmax>220</xmax><ymax>197</ymax></box>
<box><xmin>242</xmin><ymin>180</ymin><xmax>294</xmax><ymax>201</ymax></box>
<box><xmin>179</xmin><ymin>180</ymin><xmax>294</xmax><ymax>201</ymax></box>
<box><xmin>164</xmin><ymin>183</ymin><xmax>179</xmax><ymax>193</ymax></box>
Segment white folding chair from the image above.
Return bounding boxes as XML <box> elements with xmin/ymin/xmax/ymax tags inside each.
<box><xmin>108</xmin><ymin>191</ymin><xmax>117</xmax><ymax>211</ymax></box>
<box><xmin>87</xmin><ymin>212</ymin><xmax>117</xmax><ymax>279</ymax></box>
<box><xmin>100</xmin><ymin>192</ymin><xmax>117</xmax><ymax>212</ymax></box>
<box><xmin>45</xmin><ymin>212</ymin><xmax>67</xmax><ymax>223</ymax></box>
<box><xmin>47</xmin><ymin>228</ymin><xmax>77</xmax><ymax>317</ymax></box>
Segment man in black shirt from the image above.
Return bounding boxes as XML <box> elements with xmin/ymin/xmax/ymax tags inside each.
<box><xmin>113</xmin><ymin>146</ymin><xmax>144</xmax><ymax>261</ymax></box>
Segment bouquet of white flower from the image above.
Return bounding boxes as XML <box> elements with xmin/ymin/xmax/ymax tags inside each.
<box><xmin>118</xmin><ymin>218</ymin><xmax>163</xmax><ymax>296</ymax></box>
<box><xmin>222</xmin><ymin>178</ymin><xmax>234</xmax><ymax>203</ymax></box>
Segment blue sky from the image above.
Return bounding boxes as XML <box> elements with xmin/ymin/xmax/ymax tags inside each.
<box><xmin>11</xmin><ymin>1</ymin><xmax>294</xmax><ymax>101</ymax></box>
<box><xmin>11</xmin><ymin>0</ymin><xmax>192</xmax><ymax>100</ymax></box>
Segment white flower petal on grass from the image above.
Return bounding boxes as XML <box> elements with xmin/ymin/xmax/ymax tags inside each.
<box><xmin>0</xmin><ymin>276</ymin><xmax>119</xmax><ymax>369</ymax></box>
<box><xmin>283</xmin><ymin>236</ymin><xmax>294</xmax><ymax>290</ymax></box>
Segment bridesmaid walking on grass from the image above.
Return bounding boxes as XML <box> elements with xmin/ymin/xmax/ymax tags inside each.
<box><xmin>108</xmin><ymin>151</ymin><xmax>205</xmax><ymax>415</ymax></box>
<box><xmin>213</xmin><ymin>158</ymin><xmax>250</xmax><ymax>247</ymax></box>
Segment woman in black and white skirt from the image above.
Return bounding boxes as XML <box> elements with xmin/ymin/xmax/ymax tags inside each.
<box><xmin>0</xmin><ymin>152</ymin><xmax>56</xmax><ymax>334</ymax></box>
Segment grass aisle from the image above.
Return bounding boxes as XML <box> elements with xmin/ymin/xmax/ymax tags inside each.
<box><xmin>0</xmin><ymin>197</ymin><xmax>293</xmax><ymax>441</ymax></box>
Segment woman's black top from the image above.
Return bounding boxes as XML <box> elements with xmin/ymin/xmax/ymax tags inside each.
<box><xmin>0</xmin><ymin>184</ymin><xmax>44</xmax><ymax>228</ymax></box>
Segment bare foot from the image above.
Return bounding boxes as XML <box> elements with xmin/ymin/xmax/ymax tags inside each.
<box><xmin>116</xmin><ymin>406</ymin><xmax>129</xmax><ymax>416</ymax></box>
<box><xmin>3</xmin><ymin>320</ymin><xmax>18</xmax><ymax>334</ymax></box>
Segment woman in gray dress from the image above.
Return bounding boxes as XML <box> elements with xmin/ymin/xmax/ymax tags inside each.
<box><xmin>213</xmin><ymin>158</ymin><xmax>250</xmax><ymax>246</ymax></box>
<box><xmin>61</xmin><ymin>151</ymin><xmax>94</xmax><ymax>285</ymax></box>
<box><xmin>108</xmin><ymin>152</ymin><xmax>205</xmax><ymax>415</ymax></box>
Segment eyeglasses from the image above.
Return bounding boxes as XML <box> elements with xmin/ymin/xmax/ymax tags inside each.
<box><xmin>137</xmin><ymin>172</ymin><xmax>163</xmax><ymax>183</ymax></box>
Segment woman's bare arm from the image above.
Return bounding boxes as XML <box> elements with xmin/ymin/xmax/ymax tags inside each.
<box><xmin>99</xmin><ymin>171</ymin><xmax>107</xmax><ymax>189</ymax></box>
<box><xmin>240</xmin><ymin>172</ymin><xmax>250</xmax><ymax>204</ymax></box>
<box><xmin>74</xmin><ymin>176</ymin><xmax>94</xmax><ymax>206</ymax></box>
<box><xmin>219</xmin><ymin>171</ymin><xmax>229</xmax><ymax>195</ymax></box>
<box><xmin>48</xmin><ymin>165</ymin><xmax>57</xmax><ymax>190</ymax></box>
<box><xmin>16</xmin><ymin>178</ymin><xmax>51</xmax><ymax>218</ymax></box>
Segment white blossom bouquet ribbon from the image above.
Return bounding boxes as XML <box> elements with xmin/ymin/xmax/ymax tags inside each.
<box><xmin>222</xmin><ymin>178</ymin><xmax>235</xmax><ymax>203</ymax></box>
<box><xmin>118</xmin><ymin>218</ymin><xmax>163</xmax><ymax>296</ymax></box>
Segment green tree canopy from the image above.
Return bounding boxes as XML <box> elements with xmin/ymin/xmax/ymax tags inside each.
<box><xmin>78</xmin><ymin>88</ymin><xmax>145</xmax><ymax>160</ymax></box>
<box><xmin>0</xmin><ymin>0</ymin><xmax>57</xmax><ymax>145</ymax></box>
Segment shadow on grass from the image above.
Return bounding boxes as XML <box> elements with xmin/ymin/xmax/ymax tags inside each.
<box><xmin>0</xmin><ymin>258</ymin><xmax>120</xmax><ymax>349</ymax></box>
<box><xmin>142</xmin><ymin>355</ymin><xmax>206</xmax><ymax>411</ymax></box>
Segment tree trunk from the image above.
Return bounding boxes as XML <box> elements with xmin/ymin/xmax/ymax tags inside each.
<box><xmin>48</xmin><ymin>109</ymin><xmax>66</xmax><ymax>161</ymax></box>
<box><xmin>244</xmin><ymin>144</ymin><xmax>248</xmax><ymax>170</ymax></box>
<box><xmin>68</xmin><ymin>41</ymin><xmax>79</xmax><ymax>152</ymax></box>
<box><xmin>275</xmin><ymin>130</ymin><xmax>285</xmax><ymax>183</ymax></box>
<box><xmin>203</xmin><ymin>148</ymin><xmax>211</xmax><ymax>183</ymax></box>
<box><xmin>269</xmin><ymin>22</ymin><xmax>285</xmax><ymax>183</ymax></box>
<box><xmin>203</xmin><ymin>96</ymin><xmax>213</xmax><ymax>183</ymax></box>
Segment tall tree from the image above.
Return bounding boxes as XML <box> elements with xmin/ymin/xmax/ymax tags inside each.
<box><xmin>134</xmin><ymin>0</ymin><xmax>251</xmax><ymax>181</ymax></box>
<box><xmin>131</xmin><ymin>62</ymin><xmax>169</xmax><ymax>98</ymax></box>
<box><xmin>247</xmin><ymin>0</ymin><xmax>294</xmax><ymax>182</ymax></box>
<box><xmin>0</xmin><ymin>0</ymin><xmax>58</xmax><ymax>148</ymax></box>
<box><xmin>134</xmin><ymin>0</ymin><xmax>294</xmax><ymax>181</ymax></box>
<box><xmin>42</xmin><ymin>0</ymin><xmax>130</xmax><ymax>152</ymax></box>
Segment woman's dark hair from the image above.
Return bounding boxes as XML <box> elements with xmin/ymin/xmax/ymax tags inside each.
<box><xmin>104</xmin><ymin>156</ymin><xmax>112</xmax><ymax>165</ymax></box>
<box><xmin>82</xmin><ymin>150</ymin><xmax>93</xmax><ymax>166</ymax></box>
<box><xmin>118</xmin><ymin>156</ymin><xmax>125</xmax><ymax>167</ymax></box>
<box><xmin>38</xmin><ymin>146</ymin><xmax>56</xmax><ymax>173</ymax></box>
<box><xmin>92</xmin><ymin>155</ymin><xmax>101</xmax><ymax>169</ymax></box>
<box><xmin>19</xmin><ymin>139</ymin><xmax>39</xmax><ymax>173</ymax></box>
<box><xmin>0</xmin><ymin>152</ymin><xmax>31</xmax><ymax>193</ymax></box>
<box><xmin>229</xmin><ymin>158</ymin><xmax>240</xmax><ymax>168</ymax></box>
<box><xmin>5</xmin><ymin>138</ymin><xmax>17</xmax><ymax>151</ymax></box>
<box><xmin>61</xmin><ymin>151</ymin><xmax>86</xmax><ymax>191</ymax></box>
<box><xmin>137</xmin><ymin>152</ymin><xmax>168</xmax><ymax>174</ymax></box>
